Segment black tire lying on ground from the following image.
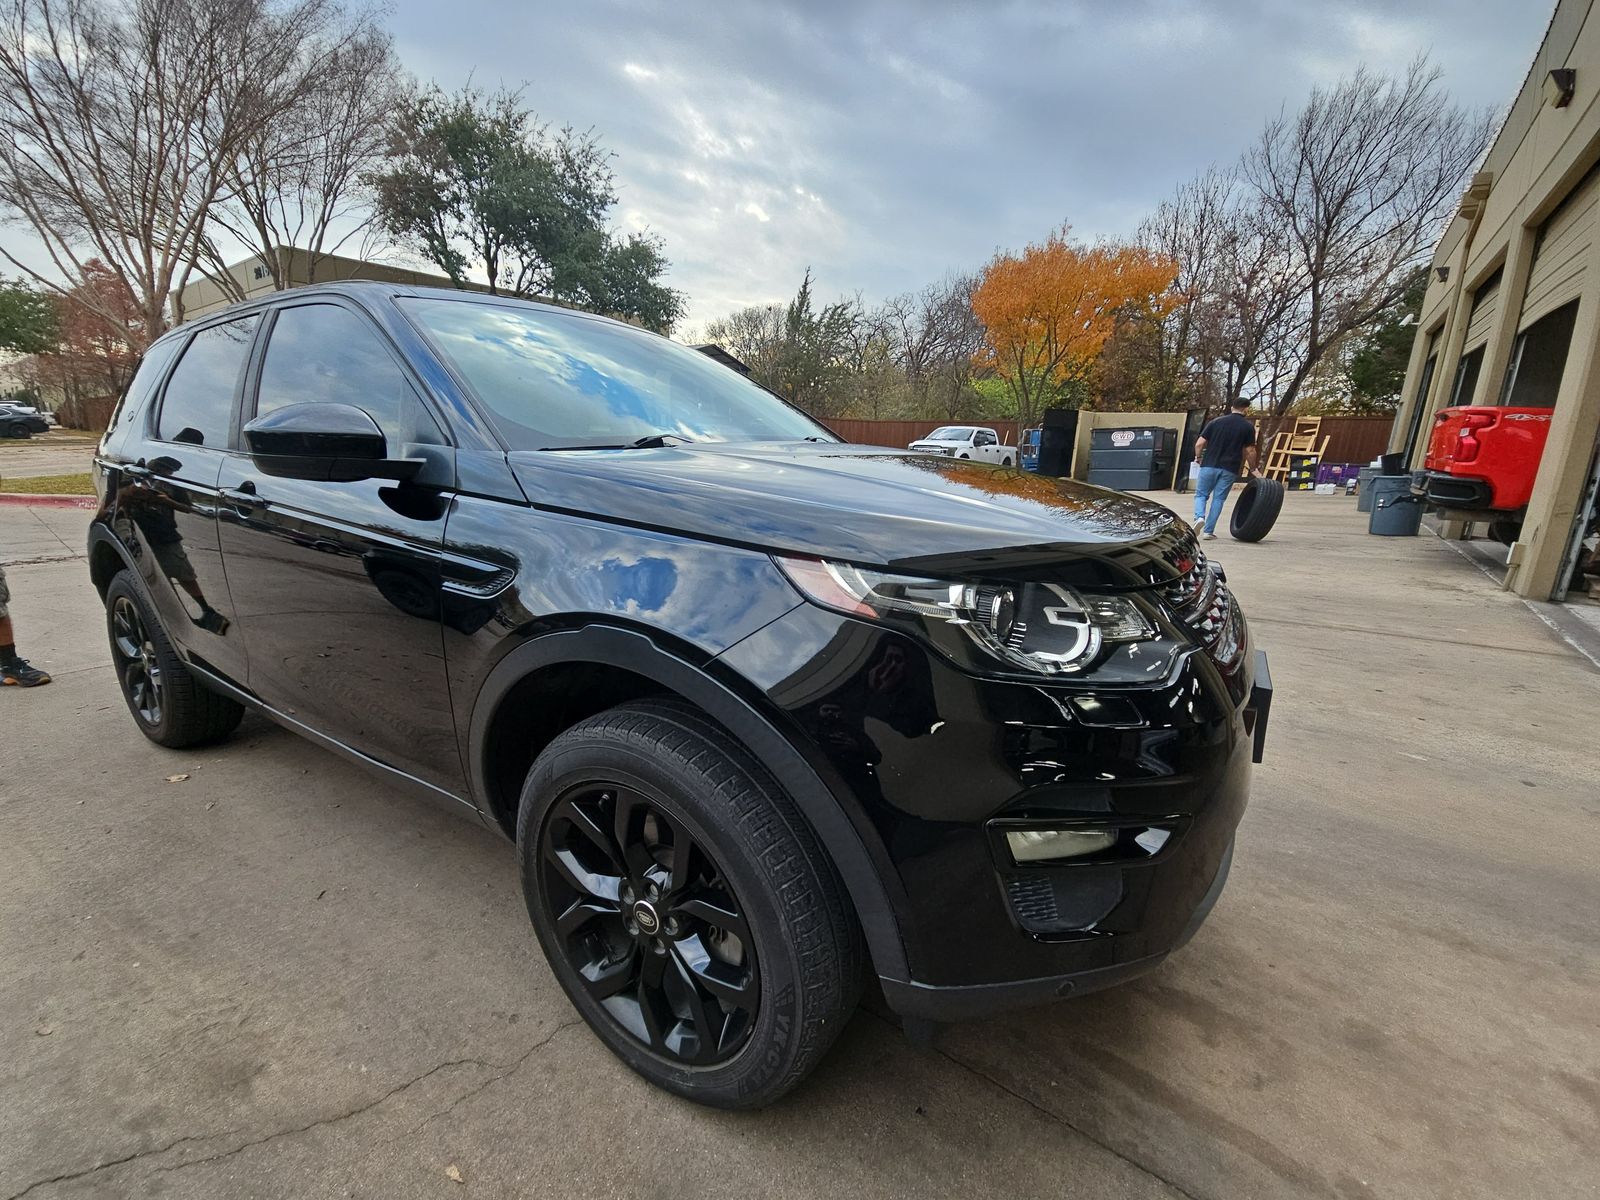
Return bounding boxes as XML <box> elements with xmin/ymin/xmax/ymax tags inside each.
<box><xmin>1229</xmin><ymin>477</ymin><xmax>1285</xmax><ymax>543</ymax></box>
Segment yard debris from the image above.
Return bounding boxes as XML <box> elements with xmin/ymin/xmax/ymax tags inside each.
<box><xmin>35</xmin><ymin>1024</ymin><xmax>53</xmax><ymax>1036</ymax></box>
<box><xmin>445</xmin><ymin>1164</ymin><xmax>464</xmax><ymax>1184</ymax></box>
<box><xmin>164</xmin><ymin>773</ymin><xmax>189</xmax><ymax>783</ymax></box>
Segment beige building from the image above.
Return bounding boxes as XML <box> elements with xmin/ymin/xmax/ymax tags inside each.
<box><xmin>1394</xmin><ymin>0</ymin><xmax>1600</xmax><ymax>601</ymax></box>
<box><xmin>175</xmin><ymin>245</ymin><xmax>483</xmax><ymax>322</ymax></box>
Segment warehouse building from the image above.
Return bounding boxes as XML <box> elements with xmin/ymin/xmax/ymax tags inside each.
<box><xmin>175</xmin><ymin>246</ymin><xmax>482</xmax><ymax>322</ymax></box>
<box><xmin>1392</xmin><ymin>0</ymin><xmax>1600</xmax><ymax>601</ymax></box>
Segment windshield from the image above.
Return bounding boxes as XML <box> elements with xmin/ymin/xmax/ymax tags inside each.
<box><xmin>926</xmin><ymin>427</ymin><xmax>973</xmax><ymax>440</ymax></box>
<box><xmin>401</xmin><ymin>297</ymin><xmax>835</xmax><ymax>450</ymax></box>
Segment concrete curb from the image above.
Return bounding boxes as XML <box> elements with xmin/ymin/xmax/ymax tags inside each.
<box><xmin>0</xmin><ymin>493</ymin><xmax>96</xmax><ymax>510</ymax></box>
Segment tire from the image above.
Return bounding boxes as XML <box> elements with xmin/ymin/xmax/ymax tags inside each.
<box><xmin>517</xmin><ymin>698</ymin><xmax>864</xmax><ymax>1109</ymax></box>
<box><xmin>1488</xmin><ymin>517</ymin><xmax>1522</xmax><ymax>547</ymax></box>
<box><xmin>1229</xmin><ymin>477</ymin><xmax>1285</xmax><ymax>543</ymax></box>
<box><xmin>958</xmin><ymin>453</ymin><xmax>969</xmax><ymax>460</ymax></box>
<box><xmin>7</xmin><ymin>422</ymin><xmax>31</xmax><ymax>439</ymax></box>
<box><xmin>104</xmin><ymin>572</ymin><xmax>244</xmax><ymax>748</ymax></box>
<box><xmin>1001</xmin><ymin>456</ymin><xmax>1013</xmax><ymax>467</ymax></box>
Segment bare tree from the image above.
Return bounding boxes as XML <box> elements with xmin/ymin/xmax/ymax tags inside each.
<box><xmin>1140</xmin><ymin>167</ymin><xmax>1302</xmax><ymax>413</ymax></box>
<box><xmin>878</xmin><ymin>273</ymin><xmax>982</xmax><ymax>417</ymax></box>
<box><xmin>0</xmin><ymin>0</ymin><xmax>378</xmax><ymax>346</ymax></box>
<box><xmin>206</xmin><ymin>22</ymin><xmax>404</xmax><ymax>299</ymax></box>
<box><xmin>1245</xmin><ymin>55</ymin><xmax>1494</xmax><ymax>413</ymax></box>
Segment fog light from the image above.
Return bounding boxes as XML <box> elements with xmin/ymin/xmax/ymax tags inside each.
<box><xmin>1005</xmin><ymin>828</ymin><xmax>1117</xmax><ymax>863</ymax></box>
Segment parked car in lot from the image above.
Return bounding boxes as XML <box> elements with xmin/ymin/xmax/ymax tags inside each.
<box><xmin>906</xmin><ymin>425</ymin><xmax>1014</xmax><ymax>464</ymax></box>
<box><xmin>88</xmin><ymin>283</ymin><xmax>1269</xmax><ymax>1107</ymax></box>
<box><xmin>0</xmin><ymin>401</ymin><xmax>51</xmax><ymax>438</ymax></box>
<box><xmin>1412</xmin><ymin>404</ymin><xmax>1553</xmax><ymax>543</ymax></box>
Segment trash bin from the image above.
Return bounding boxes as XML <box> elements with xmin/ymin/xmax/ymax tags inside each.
<box><xmin>1355</xmin><ymin>466</ymin><xmax>1382</xmax><ymax>512</ymax></box>
<box><xmin>1368</xmin><ymin>476</ymin><xmax>1424</xmax><ymax>536</ymax></box>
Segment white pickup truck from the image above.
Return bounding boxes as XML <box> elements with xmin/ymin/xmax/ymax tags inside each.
<box><xmin>906</xmin><ymin>425</ymin><xmax>1014</xmax><ymax>465</ymax></box>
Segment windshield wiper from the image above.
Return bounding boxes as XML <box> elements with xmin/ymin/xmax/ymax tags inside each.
<box><xmin>537</xmin><ymin>433</ymin><xmax>696</xmax><ymax>452</ymax></box>
<box><xmin>626</xmin><ymin>432</ymin><xmax>694</xmax><ymax>449</ymax></box>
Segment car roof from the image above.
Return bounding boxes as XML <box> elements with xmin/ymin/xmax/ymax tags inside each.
<box><xmin>157</xmin><ymin>280</ymin><xmax>642</xmax><ymax>349</ymax></box>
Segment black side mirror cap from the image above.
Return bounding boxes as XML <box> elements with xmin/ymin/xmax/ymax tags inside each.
<box><xmin>242</xmin><ymin>402</ymin><xmax>421</xmax><ymax>483</ymax></box>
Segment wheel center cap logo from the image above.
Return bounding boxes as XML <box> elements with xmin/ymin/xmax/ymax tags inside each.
<box><xmin>633</xmin><ymin>901</ymin><xmax>660</xmax><ymax>934</ymax></box>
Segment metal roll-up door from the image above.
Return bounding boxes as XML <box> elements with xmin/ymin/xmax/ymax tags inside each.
<box><xmin>1463</xmin><ymin>269</ymin><xmax>1501</xmax><ymax>349</ymax></box>
<box><xmin>1522</xmin><ymin>170</ymin><xmax>1599</xmax><ymax>328</ymax></box>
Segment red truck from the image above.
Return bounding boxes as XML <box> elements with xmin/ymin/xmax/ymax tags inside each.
<box><xmin>1412</xmin><ymin>405</ymin><xmax>1554</xmax><ymax>543</ymax></box>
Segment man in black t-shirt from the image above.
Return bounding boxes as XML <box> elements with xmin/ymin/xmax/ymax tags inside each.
<box><xmin>1191</xmin><ymin>399</ymin><xmax>1259</xmax><ymax>539</ymax></box>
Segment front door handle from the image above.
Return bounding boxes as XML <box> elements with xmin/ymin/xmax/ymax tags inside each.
<box><xmin>222</xmin><ymin>481</ymin><xmax>264</xmax><ymax>511</ymax></box>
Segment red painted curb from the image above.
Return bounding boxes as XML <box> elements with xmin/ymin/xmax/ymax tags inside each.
<box><xmin>0</xmin><ymin>493</ymin><xmax>96</xmax><ymax>510</ymax></box>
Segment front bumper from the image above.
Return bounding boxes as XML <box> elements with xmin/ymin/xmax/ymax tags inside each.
<box><xmin>720</xmin><ymin>602</ymin><xmax>1270</xmax><ymax>1021</ymax></box>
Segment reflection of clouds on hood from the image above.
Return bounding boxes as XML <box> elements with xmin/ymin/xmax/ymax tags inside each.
<box><xmin>388</xmin><ymin>0</ymin><xmax>1541</xmax><ymax>327</ymax></box>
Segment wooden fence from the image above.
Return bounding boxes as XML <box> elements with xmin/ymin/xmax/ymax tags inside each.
<box><xmin>1305</xmin><ymin>416</ymin><xmax>1396</xmax><ymax>465</ymax></box>
<box><xmin>823</xmin><ymin>414</ymin><xmax>1396</xmax><ymax>466</ymax></box>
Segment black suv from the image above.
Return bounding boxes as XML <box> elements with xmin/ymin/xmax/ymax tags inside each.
<box><xmin>89</xmin><ymin>284</ymin><xmax>1270</xmax><ymax>1108</ymax></box>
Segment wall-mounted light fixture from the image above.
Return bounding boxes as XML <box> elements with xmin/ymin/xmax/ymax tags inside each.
<box><xmin>1545</xmin><ymin>68</ymin><xmax>1576</xmax><ymax>108</ymax></box>
<box><xmin>1436</xmin><ymin>266</ymin><xmax>1451</xmax><ymax>283</ymax></box>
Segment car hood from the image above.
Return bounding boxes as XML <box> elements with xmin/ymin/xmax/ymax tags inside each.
<box><xmin>506</xmin><ymin>442</ymin><xmax>1194</xmax><ymax>587</ymax></box>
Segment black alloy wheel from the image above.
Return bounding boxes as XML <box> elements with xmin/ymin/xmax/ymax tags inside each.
<box><xmin>102</xmin><ymin>573</ymin><xmax>244</xmax><ymax>747</ymax></box>
<box><xmin>539</xmin><ymin>785</ymin><xmax>758</xmax><ymax>1065</ymax></box>
<box><xmin>518</xmin><ymin>699</ymin><xmax>863</xmax><ymax>1108</ymax></box>
<box><xmin>111</xmin><ymin>594</ymin><xmax>163</xmax><ymax>726</ymax></box>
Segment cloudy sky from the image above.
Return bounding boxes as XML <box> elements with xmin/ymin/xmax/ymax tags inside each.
<box><xmin>378</xmin><ymin>0</ymin><xmax>1549</xmax><ymax>331</ymax></box>
<box><xmin>2</xmin><ymin>0</ymin><xmax>1555</xmax><ymax>332</ymax></box>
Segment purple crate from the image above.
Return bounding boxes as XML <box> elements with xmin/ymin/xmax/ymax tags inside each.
<box><xmin>1315</xmin><ymin>462</ymin><xmax>1360</xmax><ymax>484</ymax></box>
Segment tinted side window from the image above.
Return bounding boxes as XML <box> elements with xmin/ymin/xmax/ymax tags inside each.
<box><xmin>108</xmin><ymin>337</ymin><xmax>182</xmax><ymax>431</ymax></box>
<box><xmin>256</xmin><ymin>304</ymin><xmax>442</xmax><ymax>446</ymax></box>
<box><xmin>158</xmin><ymin>316</ymin><xmax>258</xmax><ymax>446</ymax></box>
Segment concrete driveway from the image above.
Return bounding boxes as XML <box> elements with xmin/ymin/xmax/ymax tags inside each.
<box><xmin>2</xmin><ymin>496</ymin><xmax>1596</xmax><ymax>1199</ymax></box>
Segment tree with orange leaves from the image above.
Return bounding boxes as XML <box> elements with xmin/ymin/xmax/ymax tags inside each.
<box><xmin>971</xmin><ymin>227</ymin><xmax>1177</xmax><ymax>429</ymax></box>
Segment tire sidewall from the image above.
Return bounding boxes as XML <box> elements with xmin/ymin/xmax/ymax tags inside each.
<box><xmin>105</xmin><ymin>573</ymin><xmax>179</xmax><ymax>743</ymax></box>
<box><xmin>518</xmin><ymin>740</ymin><xmax>809</xmax><ymax>1107</ymax></box>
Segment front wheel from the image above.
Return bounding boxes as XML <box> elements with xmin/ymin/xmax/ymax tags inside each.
<box><xmin>104</xmin><ymin>573</ymin><xmax>244</xmax><ymax>747</ymax></box>
<box><xmin>517</xmin><ymin>699</ymin><xmax>863</xmax><ymax>1109</ymax></box>
<box><xmin>1001</xmin><ymin>455</ymin><xmax>1013</xmax><ymax>467</ymax></box>
<box><xmin>7</xmin><ymin>422</ymin><xmax>31</xmax><ymax>439</ymax></box>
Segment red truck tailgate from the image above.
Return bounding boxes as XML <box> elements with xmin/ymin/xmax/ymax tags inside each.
<box><xmin>1423</xmin><ymin>406</ymin><xmax>1552</xmax><ymax>510</ymax></box>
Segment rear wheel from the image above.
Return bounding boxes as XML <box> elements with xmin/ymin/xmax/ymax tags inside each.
<box><xmin>104</xmin><ymin>573</ymin><xmax>244</xmax><ymax>748</ymax></box>
<box><xmin>1001</xmin><ymin>455</ymin><xmax>1013</xmax><ymax>467</ymax></box>
<box><xmin>1487</xmin><ymin>517</ymin><xmax>1522</xmax><ymax>546</ymax></box>
<box><xmin>517</xmin><ymin>699</ymin><xmax>863</xmax><ymax>1108</ymax></box>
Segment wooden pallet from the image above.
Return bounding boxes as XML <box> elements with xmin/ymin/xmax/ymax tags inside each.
<box><xmin>1261</xmin><ymin>417</ymin><xmax>1330</xmax><ymax>482</ymax></box>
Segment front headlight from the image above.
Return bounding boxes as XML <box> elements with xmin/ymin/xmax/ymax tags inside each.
<box><xmin>776</xmin><ymin>556</ymin><xmax>1160</xmax><ymax>677</ymax></box>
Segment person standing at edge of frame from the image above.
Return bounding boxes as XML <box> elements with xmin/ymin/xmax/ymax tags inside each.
<box><xmin>1191</xmin><ymin>398</ymin><xmax>1261</xmax><ymax>541</ymax></box>
<box><xmin>0</xmin><ymin>564</ymin><xmax>52</xmax><ymax>687</ymax></box>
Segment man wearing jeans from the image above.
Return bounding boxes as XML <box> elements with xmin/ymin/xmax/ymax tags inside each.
<box><xmin>1191</xmin><ymin>398</ymin><xmax>1260</xmax><ymax>540</ymax></box>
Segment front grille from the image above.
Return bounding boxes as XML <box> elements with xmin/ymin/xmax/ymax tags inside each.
<box><xmin>1161</xmin><ymin>549</ymin><xmax>1244</xmax><ymax>665</ymax></box>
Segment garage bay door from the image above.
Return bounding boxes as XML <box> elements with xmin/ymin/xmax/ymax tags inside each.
<box><xmin>1522</xmin><ymin>168</ymin><xmax>1599</xmax><ymax>328</ymax></box>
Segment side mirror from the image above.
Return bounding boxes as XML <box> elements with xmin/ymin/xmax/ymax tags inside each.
<box><xmin>242</xmin><ymin>403</ymin><xmax>421</xmax><ymax>483</ymax></box>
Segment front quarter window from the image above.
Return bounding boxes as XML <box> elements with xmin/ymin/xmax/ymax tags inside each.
<box><xmin>400</xmin><ymin>297</ymin><xmax>834</xmax><ymax>450</ymax></box>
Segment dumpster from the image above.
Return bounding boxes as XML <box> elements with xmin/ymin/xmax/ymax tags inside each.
<box><xmin>1368</xmin><ymin>475</ymin><xmax>1424</xmax><ymax>536</ymax></box>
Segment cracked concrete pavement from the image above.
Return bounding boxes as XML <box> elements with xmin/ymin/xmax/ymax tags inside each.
<box><xmin>2</xmin><ymin>497</ymin><xmax>1597</xmax><ymax>1199</ymax></box>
